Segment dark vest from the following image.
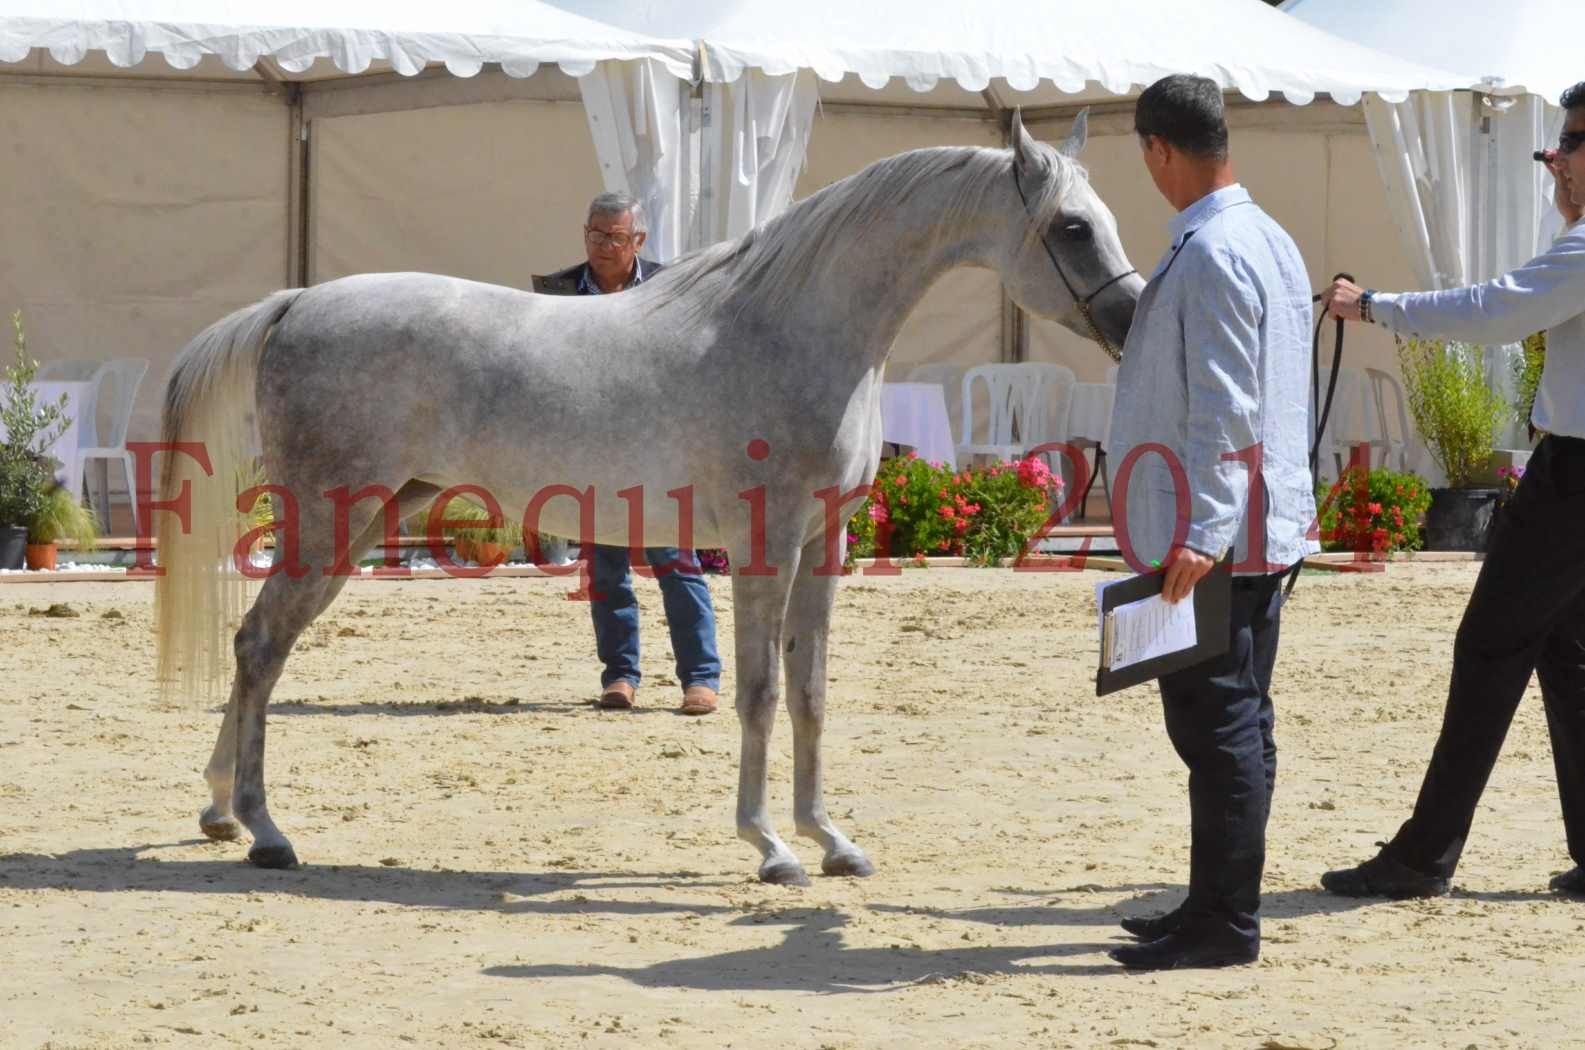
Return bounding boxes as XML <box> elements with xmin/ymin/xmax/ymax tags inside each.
<box><xmin>531</xmin><ymin>259</ymin><xmax>663</xmax><ymax>297</ymax></box>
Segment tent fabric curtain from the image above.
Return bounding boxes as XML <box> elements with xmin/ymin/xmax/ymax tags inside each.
<box><xmin>578</xmin><ymin>62</ymin><xmax>817</xmax><ymax>261</ymax></box>
<box><xmin>1362</xmin><ymin>90</ymin><xmax>1564</xmax><ymax>450</ymax></box>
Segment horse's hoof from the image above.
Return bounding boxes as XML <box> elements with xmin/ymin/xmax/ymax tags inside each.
<box><xmin>199</xmin><ymin>810</ymin><xmax>243</xmax><ymax>842</ymax></box>
<box><xmin>821</xmin><ymin>851</ymin><xmax>876</xmax><ymax>878</ymax></box>
<box><xmin>247</xmin><ymin>843</ymin><xmax>300</xmax><ymax>869</ymax></box>
<box><xmin>759</xmin><ymin>859</ymin><xmax>812</xmax><ymax>887</ymax></box>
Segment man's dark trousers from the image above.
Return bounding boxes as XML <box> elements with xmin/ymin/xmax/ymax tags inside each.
<box><xmin>1158</xmin><ymin>570</ymin><xmax>1285</xmax><ymax>950</ymax></box>
<box><xmin>1386</xmin><ymin>434</ymin><xmax>1585</xmax><ymax>878</ymax></box>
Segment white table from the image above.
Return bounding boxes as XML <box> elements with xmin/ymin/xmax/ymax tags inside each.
<box><xmin>1066</xmin><ymin>381</ymin><xmax>1116</xmax><ymax>449</ymax></box>
<box><xmin>880</xmin><ymin>382</ymin><xmax>957</xmax><ymax>469</ymax></box>
<box><xmin>0</xmin><ymin>380</ymin><xmax>92</xmax><ymax>499</ymax></box>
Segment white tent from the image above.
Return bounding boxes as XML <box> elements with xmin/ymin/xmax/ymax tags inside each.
<box><xmin>0</xmin><ymin>1</ymin><xmax>1474</xmax><ymax>459</ymax></box>
<box><xmin>1283</xmin><ymin>0</ymin><xmax>1571</xmax><ymax>450</ymax></box>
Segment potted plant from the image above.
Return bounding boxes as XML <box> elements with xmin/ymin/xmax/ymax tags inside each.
<box><xmin>0</xmin><ymin>311</ymin><xmax>68</xmax><ymax>570</ymax></box>
<box><xmin>1397</xmin><ymin>337</ymin><xmax>1509</xmax><ymax>551</ymax></box>
<box><xmin>25</xmin><ymin>484</ymin><xmax>99</xmax><ymax>570</ymax></box>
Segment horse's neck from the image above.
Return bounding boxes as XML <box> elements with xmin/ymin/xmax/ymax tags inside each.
<box><xmin>748</xmin><ymin>177</ymin><xmax>1009</xmax><ymax>368</ymax></box>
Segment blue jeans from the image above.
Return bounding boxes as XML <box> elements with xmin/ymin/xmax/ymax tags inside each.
<box><xmin>589</xmin><ymin>544</ymin><xmax>720</xmax><ymax>691</ymax></box>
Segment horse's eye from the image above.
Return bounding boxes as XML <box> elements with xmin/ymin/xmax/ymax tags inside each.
<box><xmin>1057</xmin><ymin>221</ymin><xmax>1093</xmax><ymax>243</ymax></box>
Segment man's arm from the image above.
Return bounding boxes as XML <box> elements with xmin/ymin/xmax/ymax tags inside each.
<box><xmin>1178</xmin><ymin>248</ymin><xmax>1265</xmax><ymax>563</ymax></box>
<box><xmin>1324</xmin><ymin>227</ymin><xmax>1585</xmax><ymax>343</ymax></box>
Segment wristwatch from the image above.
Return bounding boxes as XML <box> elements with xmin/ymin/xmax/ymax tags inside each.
<box><xmin>1359</xmin><ymin>288</ymin><xmax>1377</xmax><ymax>324</ymax></box>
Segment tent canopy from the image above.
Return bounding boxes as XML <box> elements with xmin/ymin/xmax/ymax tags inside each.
<box><xmin>2</xmin><ymin>0</ymin><xmax>1472</xmax><ymax>106</ymax></box>
<box><xmin>541</xmin><ymin>0</ymin><xmax>1470</xmax><ymax>104</ymax></box>
<box><xmin>0</xmin><ymin>0</ymin><xmax>694</xmax><ymax>79</ymax></box>
<box><xmin>1283</xmin><ymin>0</ymin><xmax>1577</xmax><ymax>105</ymax></box>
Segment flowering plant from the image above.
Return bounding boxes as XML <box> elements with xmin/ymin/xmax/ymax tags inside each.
<box><xmin>696</xmin><ymin>548</ymin><xmax>730</xmax><ymax>574</ymax></box>
<box><xmin>1495</xmin><ymin>464</ymin><xmax>1525</xmax><ymax>510</ymax></box>
<box><xmin>1314</xmin><ymin>466</ymin><xmax>1432</xmax><ymax>555</ymax></box>
<box><xmin>846</xmin><ymin>453</ymin><xmax>1060</xmax><ymax>566</ymax></box>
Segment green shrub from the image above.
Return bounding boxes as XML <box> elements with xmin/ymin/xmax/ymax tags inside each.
<box><xmin>26</xmin><ymin>485</ymin><xmax>99</xmax><ymax>548</ymax></box>
<box><xmin>1397</xmin><ymin>337</ymin><xmax>1506</xmax><ymax>488</ymax></box>
<box><xmin>0</xmin><ymin>311</ymin><xmax>67</xmax><ymax>529</ymax></box>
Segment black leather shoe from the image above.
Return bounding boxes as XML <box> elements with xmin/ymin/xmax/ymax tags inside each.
<box><xmin>1109</xmin><ymin>927</ymin><xmax>1258</xmax><ymax>971</ymax></box>
<box><xmin>1549</xmin><ymin>866</ymin><xmax>1585</xmax><ymax>896</ymax></box>
<box><xmin>1119</xmin><ymin>908</ymin><xmax>1182</xmax><ymax>941</ymax></box>
<box><xmin>1320</xmin><ymin>850</ymin><xmax>1449</xmax><ymax>899</ymax></box>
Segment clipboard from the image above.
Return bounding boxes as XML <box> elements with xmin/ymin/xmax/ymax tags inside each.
<box><xmin>1095</xmin><ymin>559</ymin><xmax>1233</xmax><ymax>696</ymax></box>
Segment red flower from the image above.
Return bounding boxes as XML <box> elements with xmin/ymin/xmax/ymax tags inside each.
<box><xmin>939</xmin><ymin>505</ymin><xmax>956</xmax><ymax>519</ymax></box>
<box><xmin>1367</xmin><ymin>502</ymin><xmax>1383</xmax><ymax>516</ymax></box>
<box><xmin>892</xmin><ymin>476</ymin><xmax>906</xmax><ymax>488</ymax></box>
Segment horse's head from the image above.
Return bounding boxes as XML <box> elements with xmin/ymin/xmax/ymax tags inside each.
<box><xmin>998</xmin><ymin>110</ymin><xmax>1143</xmax><ymax>356</ymax></box>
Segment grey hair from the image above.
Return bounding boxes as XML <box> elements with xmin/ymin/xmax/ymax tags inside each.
<box><xmin>655</xmin><ymin>144</ymin><xmax>1079</xmax><ymax>319</ymax></box>
<box><xmin>587</xmin><ymin>191</ymin><xmax>645</xmax><ymax>233</ymax></box>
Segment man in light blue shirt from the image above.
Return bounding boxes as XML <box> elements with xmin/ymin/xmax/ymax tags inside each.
<box><xmin>1107</xmin><ymin>75</ymin><xmax>1317</xmax><ymax>972</ymax></box>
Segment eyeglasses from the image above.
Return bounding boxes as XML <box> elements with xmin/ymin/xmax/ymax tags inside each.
<box><xmin>584</xmin><ymin>227</ymin><xmax>638</xmax><ymax>249</ymax></box>
<box><xmin>1558</xmin><ymin>131</ymin><xmax>1585</xmax><ymax>156</ymax></box>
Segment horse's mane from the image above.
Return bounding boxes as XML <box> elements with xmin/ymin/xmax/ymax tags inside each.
<box><xmin>648</xmin><ymin>141</ymin><xmax>1082</xmax><ymax>318</ymax></box>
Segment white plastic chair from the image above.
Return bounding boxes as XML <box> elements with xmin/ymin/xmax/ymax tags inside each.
<box><xmin>35</xmin><ymin>361</ymin><xmax>102</xmax><ymax>382</ymax></box>
<box><xmin>1363</xmin><ymin>367</ymin><xmax>1413</xmax><ymax>473</ymax></box>
<box><xmin>956</xmin><ymin>363</ymin><xmax>1076</xmax><ymax>467</ymax></box>
<box><xmin>74</xmin><ymin>359</ymin><xmax>149</xmax><ymax>535</ymax></box>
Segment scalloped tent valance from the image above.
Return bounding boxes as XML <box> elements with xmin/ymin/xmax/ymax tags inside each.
<box><xmin>1</xmin><ymin>0</ymin><xmax>1475</xmax><ymax>104</ymax></box>
<box><xmin>0</xmin><ymin>0</ymin><xmax>695</xmax><ymax>79</ymax></box>
<box><xmin>554</xmin><ymin>0</ymin><xmax>1475</xmax><ymax>105</ymax></box>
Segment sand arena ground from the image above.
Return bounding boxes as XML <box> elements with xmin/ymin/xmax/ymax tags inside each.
<box><xmin>0</xmin><ymin>564</ymin><xmax>1579</xmax><ymax>1049</ymax></box>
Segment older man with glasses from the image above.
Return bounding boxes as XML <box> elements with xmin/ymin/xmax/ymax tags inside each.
<box><xmin>535</xmin><ymin>192</ymin><xmax>723</xmax><ymax>717</ymax></box>
<box><xmin>1318</xmin><ymin>79</ymin><xmax>1585</xmax><ymax>900</ymax></box>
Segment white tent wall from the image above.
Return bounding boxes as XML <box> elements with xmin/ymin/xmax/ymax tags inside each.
<box><xmin>310</xmin><ymin>100</ymin><xmax>601</xmax><ymax>287</ymax></box>
<box><xmin>0</xmin><ymin>78</ymin><xmax>289</xmax><ymax>447</ymax></box>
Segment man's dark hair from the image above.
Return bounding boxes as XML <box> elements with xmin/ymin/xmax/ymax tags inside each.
<box><xmin>1134</xmin><ymin>74</ymin><xmax>1229</xmax><ymax>160</ymax></box>
<box><xmin>1563</xmin><ymin>81</ymin><xmax>1585</xmax><ymax>111</ymax></box>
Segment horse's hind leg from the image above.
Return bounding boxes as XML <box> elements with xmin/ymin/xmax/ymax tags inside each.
<box><xmin>784</xmin><ymin>539</ymin><xmax>873</xmax><ymax>877</ymax></box>
<box><xmin>199</xmin><ymin>694</ymin><xmax>243</xmax><ymax>841</ymax></box>
<box><xmin>215</xmin><ymin>481</ymin><xmax>441</xmax><ymax>866</ymax></box>
<box><xmin>731</xmin><ymin>560</ymin><xmax>809</xmax><ymax>886</ymax></box>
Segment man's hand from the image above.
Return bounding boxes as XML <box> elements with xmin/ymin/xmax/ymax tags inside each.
<box><xmin>1161</xmin><ymin>545</ymin><xmax>1215</xmax><ymax>604</ymax></box>
<box><xmin>1319</xmin><ymin>277</ymin><xmax>1365</xmax><ymax>322</ymax></box>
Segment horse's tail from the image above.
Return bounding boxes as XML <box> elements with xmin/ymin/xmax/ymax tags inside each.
<box><xmin>156</xmin><ymin>288</ymin><xmax>305</xmax><ymax>704</ymax></box>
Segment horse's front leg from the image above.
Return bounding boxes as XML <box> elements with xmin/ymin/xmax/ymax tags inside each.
<box><xmin>730</xmin><ymin>565</ymin><xmax>808</xmax><ymax>885</ymax></box>
<box><xmin>784</xmin><ymin>540</ymin><xmax>873</xmax><ymax>877</ymax></box>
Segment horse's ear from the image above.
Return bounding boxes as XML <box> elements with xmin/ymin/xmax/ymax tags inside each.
<box><xmin>1010</xmin><ymin>108</ymin><xmax>1043</xmax><ymax>182</ymax></box>
<box><xmin>1059</xmin><ymin>107</ymin><xmax>1090</xmax><ymax>159</ymax></box>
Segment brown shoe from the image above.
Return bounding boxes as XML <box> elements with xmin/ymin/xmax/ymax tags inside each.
<box><xmin>598</xmin><ymin>681</ymin><xmax>636</xmax><ymax>710</ymax></box>
<box><xmin>679</xmin><ymin>684</ymin><xmax>718</xmax><ymax>716</ymax></box>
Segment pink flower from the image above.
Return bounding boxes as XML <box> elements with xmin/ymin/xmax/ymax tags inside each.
<box><xmin>892</xmin><ymin>476</ymin><xmax>906</xmax><ymax>488</ymax></box>
<box><xmin>868</xmin><ymin>503</ymin><xmax>889</xmax><ymax>523</ymax></box>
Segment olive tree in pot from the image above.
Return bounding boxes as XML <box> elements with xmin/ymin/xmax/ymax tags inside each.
<box><xmin>1397</xmin><ymin>336</ymin><xmax>1509</xmax><ymax>551</ymax></box>
<box><xmin>0</xmin><ymin>311</ymin><xmax>67</xmax><ymax>570</ymax></box>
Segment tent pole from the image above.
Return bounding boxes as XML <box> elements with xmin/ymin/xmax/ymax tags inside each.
<box><xmin>983</xmin><ymin>87</ymin><xmax>1026</xmax><ymax>365</ymax></box>
<box><xmin>289</xmin><ymin>86</ymin><xmax>310</xmax><ymax>288</ymax></box>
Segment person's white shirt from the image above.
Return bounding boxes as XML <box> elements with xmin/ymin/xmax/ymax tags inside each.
<box><xmin>1371</xmin><ymin>219</ymin><xmax>1585</xmax><ymax>439</ymax></box>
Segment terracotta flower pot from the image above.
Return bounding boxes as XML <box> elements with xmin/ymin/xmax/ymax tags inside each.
<box><xmin>25</xmin><ymin>543</ymin><xmax>57</xmax><ymax>571</ymax></box>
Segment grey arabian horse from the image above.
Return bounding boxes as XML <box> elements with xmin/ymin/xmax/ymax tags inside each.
<box><xmin>156</xmin><ymin>111</ymin><xmax>1141</xmax><ymax>884</ymax></box>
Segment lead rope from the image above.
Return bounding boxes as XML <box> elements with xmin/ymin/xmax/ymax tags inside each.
<box><xmin>1284</xmin><ymin>271</ymin><xmax>1352</xmax><ymax>601</ymax></box>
